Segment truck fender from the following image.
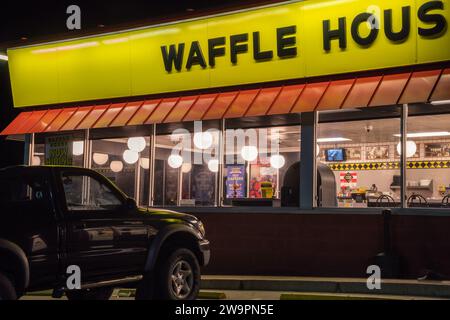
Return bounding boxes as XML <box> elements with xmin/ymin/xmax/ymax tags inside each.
<box><xmin>0</xmin><ymin>239</ymin><xmax>30</xmax><ymax>294</ymax></box>
<box><xmin>144</xmin><ymin>224</ymin><xmax>201</xmax><ymax>273</ymax></box>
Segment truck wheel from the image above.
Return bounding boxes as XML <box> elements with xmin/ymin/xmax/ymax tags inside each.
<box><xmin>136</xmin><ymin>248</ymin><xmax>200</xmax><ymax>300</ymax></box>
<box><xmin>158</xmin><ymin>248</ymin><xmax>200</xmax><ymax>300</ymax></box>
<box><xmin>0</xmin><ymin>273</ymin><xmax>17</xmax><ymax>300</ymax></box>
<box><xmin>65</xmin><ymin>287</ymin><xmax>113</xmax><ymax>300</ymax></box>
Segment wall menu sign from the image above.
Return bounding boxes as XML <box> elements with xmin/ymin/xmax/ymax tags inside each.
<box><xmin>7</xmin><ymin>0</ymin><xmax>450</xmax><ymax>107</ymax></box>
<box><xmin>45</xmin><ymin>135</ymin><xmax>73</xmax><ymax>165</ymax></box>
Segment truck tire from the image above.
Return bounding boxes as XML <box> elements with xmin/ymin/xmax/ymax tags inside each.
<box><xmin>65</xmin><ymin>287</ymin><xmax>113</xmax><ymax>300</ymax></box>
<box><xmin>139</xmin><ymin>248</ymin><xmax>200</xmax><ymax>300</ymax></box>
<box><xmin>0</xmin><ymin>273</ymin><xmax>17</xmax><ymax>300</ymax></box>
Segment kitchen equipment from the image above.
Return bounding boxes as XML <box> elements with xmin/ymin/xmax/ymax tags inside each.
<box><xmin>420</xmin><ymin>179</ymin><xmax>431</xmax><ymax>186</ymax></box>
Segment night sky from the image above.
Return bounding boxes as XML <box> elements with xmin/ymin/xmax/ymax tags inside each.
<box><xmin>0</xmin><ymin>0</ymin><xmax>281</xmax><ymax>168</ymax></box>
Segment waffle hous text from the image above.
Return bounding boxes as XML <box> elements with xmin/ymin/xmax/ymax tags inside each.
<box><xmin>161</xmin><ymin>0</ymin><xmax>447</xmax><ymax>72</ymax></box>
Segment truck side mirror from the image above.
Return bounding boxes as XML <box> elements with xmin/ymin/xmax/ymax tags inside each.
<box><xmin>125</xmin><ymin>197</ymin><xmax>137</xmax><ymax>210</ymax></box>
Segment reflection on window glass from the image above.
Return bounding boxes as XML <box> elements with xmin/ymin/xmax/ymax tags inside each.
<box><xmin>223</xmin><ymin>126</ymin><xmax>301</xmax><ymax>206</ymax></box>
<box><xmin>32</xmin><ymin>134</ymin><xmax>85</xmax><ymax>167</ymax></box>
<box><xmin>317</xmin><ymin>117</ymin><xmax>401</xmax><ymax>208</ymax></box>
<box><xmin>406</xmin><ymin>113</ymin><xmax>450</xmax><ymax>208</ymax></box>
<box><xmin>90</xmin><ymin>137</ymin><xmax>150</xmax><ymax>206</ymax></box>
<box><xmin>154</xmin><ymin>128</ymin><xmax>219</xmax><ymax>207</ymax></box>
<box><xmin>61</xmin><ymin>174</ymin><xmax>122</xmax><ymax>211</ymax></box>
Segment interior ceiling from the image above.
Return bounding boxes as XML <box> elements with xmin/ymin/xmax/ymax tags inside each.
<box><xmin>101</xmin><ymin>114</ymin><xmax>450</xmax><ymax>150</ymax></box>
<box><xmin>318</xmin><ymin>114</ymin><xmax>450</xmax><ymax>144</ymax></box>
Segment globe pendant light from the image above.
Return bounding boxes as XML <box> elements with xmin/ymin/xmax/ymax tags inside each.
<box><xmin>241</xmin><ymin>146</ymin><xmax>258</xmax><ymax>162</ymax></box>
<box><xmin>72</xmin><ymin>141</ymin><xmax>84</xmax><ymax>156</ymax></box>
<box><xmin>123</xmin><ymin>150</ymin><xmax>139</xmax><ymax>164</ymax></box>
<box><xmin>270</xmin><ymin>154</ymin><xmax>285</xmax><ymax>169</ymax></box>
<box><xmin>110</xmin><ymin>161</ymin><xmax>123</xmax><ymax>173</ymax></box>
<box><xmin>127</xmin><ymin>137</ymin><xmax>146</xmax><ymax>152</ymax></box>
<box><xmin>93</xmin><ymin>153</ymin><xmax>109</xmax><ymax>165</ymax></box>
<box><xmin>396</xmin><ymin>140</ymin><xmax>417</xmax><ymax>158</ymax></box>
<box><xmin>168</xmin><ymin>154</ymin><xmax>183</xmax><ymax>169</ymax></box>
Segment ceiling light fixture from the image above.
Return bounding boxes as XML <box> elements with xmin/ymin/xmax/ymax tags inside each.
<box><xmin>241</xmin><ymin>146</ymin><xmax>258</xmax><ymax>162</ymax></box>
<box><xmin>110</xmin><ymin>161</ymin><xmax>123</xmax><ymax>173</ymax></box>
<box><xmin>393</xmin><ymin>132</ymin><xmax>450</xmax><ymax>138</ymax></box>
<box><xmin>193</xmin><ymin>132</ymin><xmax>213</xmax><ymax>150</ymax></box>
<box><xmin>182</xmin><ymin>163</ymin><xmax>192</xmax><ymax>173</ymax></box>
<box><xmin>123</xmin><ymin>150</ymin><xmax>139</xmax><ymax>164</ymax></box>
<box><xmin>127</xmin><ymin>137</ymin><xmax>146</xmax><ymax>152</ymax></box>
<box><xmin>208</xmin><ymin>159</ymin><xmax>219</xmax><ymax>172</ymax></box>
<box><xmin>396</xmin><ymin>141</ymin><xmax>417</xmax><ymax>158</ymax></box>
<box><xmin>317</xmin><ymin>137</ymin><xmax>351</xmax><ymax>143</ymax></box>
<box><xmin>140</xmin><ymin>157</ymin><xmax>150</xmax><ymax>170</ymax></box>
<box><xmin>93</xmin><ymin>153</ymin><xmax>109</xmax><ymax>165</ymax></box>
<box><xmin>431</xmin><ymin>100</ymin><xmax>450</xmax><ymax>106</ymax></box>
<box><xmin>270</xmin><ymin>154</ymin><xmax>285</xmax><ymax>169</ymax></box>
<box><xmin>168</xmin><ymin>154</ymin><xmax>183</xmax><ymax>169</ymax></box>
<box><xmin>72</xmin><ymin>141</ymin><xmax>84</xmax><ymax>156</ymax></box>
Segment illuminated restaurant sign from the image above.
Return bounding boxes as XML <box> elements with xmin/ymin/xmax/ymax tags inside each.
<box><xmin>7</xmin><ymin>0</ymin><xmax>450</xmax><ymax>107</ymax></box>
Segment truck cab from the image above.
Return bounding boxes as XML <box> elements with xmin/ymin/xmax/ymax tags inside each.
<box><xmin>0</xmin><ymin>165</ymin><xmax>210</xmax><ymax>300</ymax></box>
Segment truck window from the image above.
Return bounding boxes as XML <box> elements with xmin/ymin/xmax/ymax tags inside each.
<box><xmin>0</xmin><ymin>176</ymin><xmax>46</xmax><ymax>203</ymax></box>
<box><xmin>61</xmin><ymin>173</ymin><xmax>123</xmax><ymax>211</ymax></box>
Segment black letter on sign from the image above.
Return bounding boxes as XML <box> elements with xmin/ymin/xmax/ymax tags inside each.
<box><xmin>418</xmin><ymin>1</ymin><xmax>447</xmax><ymax>38</ymax></box>
<box><xmin>277</xmin><ymin>26</ymin><xmax>297</xmax><ymax>58</ymax></box>
<box><xmin>186</xmin><ymin>41</ymin><xmax>207</xmax><ymax>70</ymax></box>
<box><xmin>384</xmin><ymin>7</ymin><xmax>411</xmax><ymax>42</ymax></box>
<box><xmin>323</xmin><ymin>18</ymin><xmax>347</xmax><ymax>51</ymax></box>
<box><xmin>208</xmin><ymin>37</ymin><xmax>226</xmax><ymax>67</ymax></box>
<box><xmin>161</xmin><ymin>43</ymin><xmax>185</xmax><ymax>72</ymax></box>
<box><xmin>230</xmin><ymin>33</ymin><xmax>249</xmax><ymax>64</ymax></box>
<box><xmin>253</xmin><ymin>32</ymin><xmax>273</xmax><ymax>61</ymax></box>
<box><xmin>351</xmin><ymin>13</ymin><xmax>379</xmax><ymax>47</ymax></box>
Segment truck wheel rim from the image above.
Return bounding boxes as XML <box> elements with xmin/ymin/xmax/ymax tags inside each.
<box><xmin>170</xmin><ymin>260</ymin><xmax>194</xmax><ymax>299</ymax></box>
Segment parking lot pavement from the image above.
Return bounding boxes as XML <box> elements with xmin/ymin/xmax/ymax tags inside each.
<box><xmin>20</xmin><ymin>290</ymin><xmax>448</xmax><ymax>300</ymax></box>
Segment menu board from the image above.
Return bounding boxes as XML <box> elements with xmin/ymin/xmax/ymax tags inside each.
<box><xmin>45</xmin><ymin>135</ymin><xmax>73</xmax><ymax>165</ymax></box>
<box><xmin>226</xmin><ymin>165</ymin><xmax>246</xmax><ymax>198</ymax></box>
<box><xmin>425</xmin><ymin>143</ymin><xmax>450</xmax><ymax>158</ymax></box>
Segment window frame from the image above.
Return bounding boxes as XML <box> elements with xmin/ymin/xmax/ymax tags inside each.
<box><xmin>25</xmin><ymin>102</ymin><xmax>450</xmax><ymax>214</ymax></box>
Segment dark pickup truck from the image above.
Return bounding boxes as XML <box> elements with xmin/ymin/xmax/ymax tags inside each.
<box><xmin>0</xmin><ymin>165</ymin><xmax>210</xmax><ymax>300</ymax></box>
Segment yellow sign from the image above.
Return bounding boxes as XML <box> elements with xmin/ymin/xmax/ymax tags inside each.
<box><xmin>7</xmin><ymin>0</ymin><xmax>450</xmax><ymax>107</ymax></box>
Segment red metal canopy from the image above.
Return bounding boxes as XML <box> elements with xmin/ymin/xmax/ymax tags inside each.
<box><xmin>2</xmin><ymin>68</ymin><xmax>449</xmax><ymax>136</ymax></box>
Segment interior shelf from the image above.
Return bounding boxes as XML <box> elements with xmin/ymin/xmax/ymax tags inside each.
<box><xmin>390</xmin><ymin>180</ymin><xmax>433</xmax><ymax>191</ymax></box>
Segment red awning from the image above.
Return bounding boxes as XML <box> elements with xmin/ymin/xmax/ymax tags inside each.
<box><xmin>2</xmin><ymin>68</ymin><xmax>449</xmax><ymax>136</ymax></box>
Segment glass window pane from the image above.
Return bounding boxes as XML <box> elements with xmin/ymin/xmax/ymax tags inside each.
<box><xmin>317</xmin><ymin>116</ymin><xmax>401</xmax><ymax>208</ymax></box>
<box><xmin>154</xmin><ymin>124</ymin><xmax>219</xmax><ymax>207</ymax></box>
<box><xmin>406</xmin><ymin>112</ymin><xmax>450</xmax><ymax>208</ymax></box>
<box><xmin>90</xmin><ymin>137</ymin><xmax>150</xmax><ymax>206</ymax></box>
<box><xmin>32</xmin><ymin>132</ymin><xmax>85</xmax><ymax>166</ymax></box>
<box><xmin>223</xmin><ymin>125</ymin><xmax>301</xmax><ymax>206</ymax></box>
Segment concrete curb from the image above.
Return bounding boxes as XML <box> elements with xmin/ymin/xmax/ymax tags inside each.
<box><xmin>200</xmin><ymin>276</ymin><xmax>450</xmax><ymax>299</ymax></box>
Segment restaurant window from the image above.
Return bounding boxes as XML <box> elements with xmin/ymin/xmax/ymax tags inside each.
<box><xmin>154</xmin><ymin>122</ymin><xmax>220</xmax><ymax>207</ymax></box>
<box><xmin>223</xmin><ymin>125</ymin><xmax>301</xmax><ymax>207</ymax></box>
<box><xmin>32</xmin><ymin>132</ymin><xmax>85</xmax><ymax>167</ymax></box>
<box><xmin>317</xmin><ymin>109</ymin><xmax>401</xmax><ymax>208</ymax></box>
<box><xmin>90</xmin><ymin>136</ymin><xmax>150</xmax><ymax>206</ymax></box>
<box><xmin>405</xmin><ymin>111</ymin><xmax>450</xmax><ymax>209</ymax></box>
